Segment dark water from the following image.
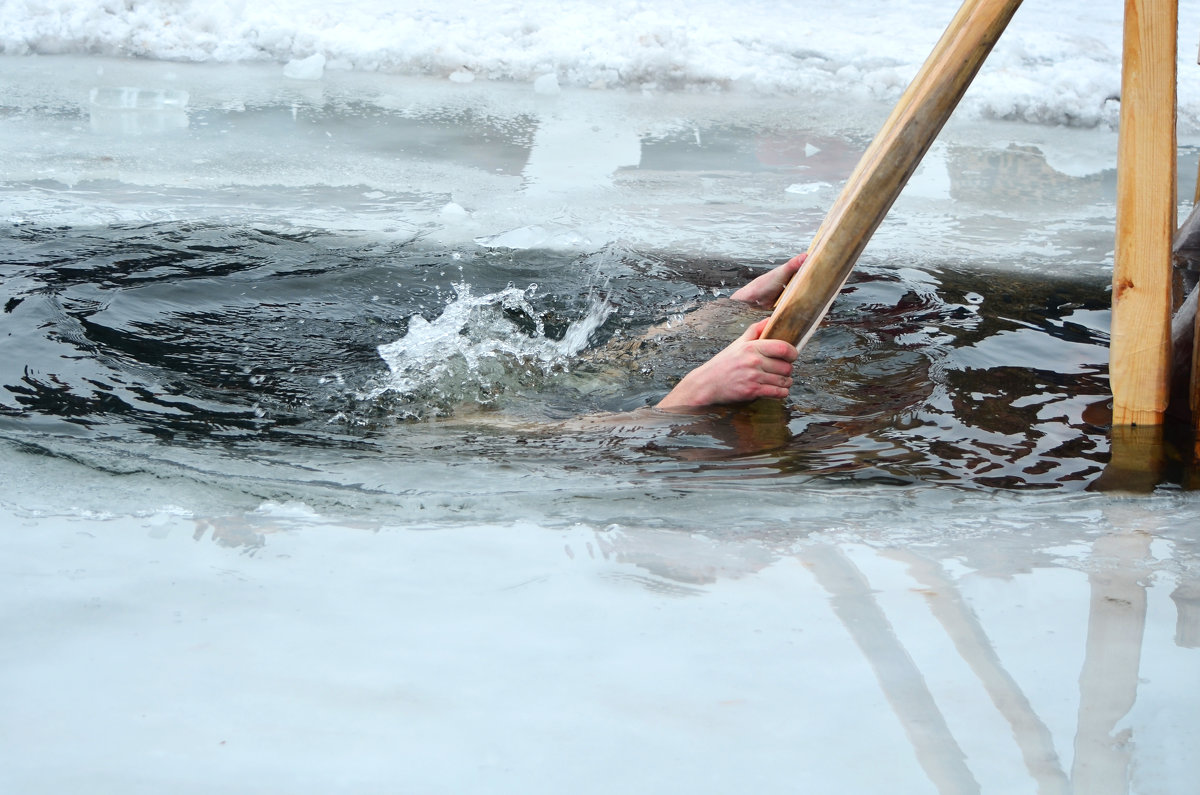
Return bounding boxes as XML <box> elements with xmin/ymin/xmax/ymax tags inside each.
<box><xmin>1</xmin><ymin>219</ymin><xmax>1137</xmax><ymax>503</ymax></box>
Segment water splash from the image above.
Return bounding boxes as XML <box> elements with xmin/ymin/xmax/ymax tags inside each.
<box><xmin>371</xmin><ymin>282</ymin><xmax>612</xmax><ymax>416</ymax></box>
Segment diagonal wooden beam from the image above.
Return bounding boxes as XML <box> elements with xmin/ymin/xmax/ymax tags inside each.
<box><xmin>762</xmin><ymin>0</ymin><xmax>1023</xmax><ymax>348</ymax></box>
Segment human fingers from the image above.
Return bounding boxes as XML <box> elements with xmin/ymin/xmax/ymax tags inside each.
<box><xmin>754</xmin><ymin>355</ymin><xmax>795</xmax><ymax>378</ymax></box>
<box><xmin>753</xmin><ymin>338</ymin><xmax>799</xmax><ymax>363</ymax></box>
<box><xmin>756</xmin><ymin>378</ymin><xmax>792</xmax><ymax>399</ymax></box>
<box><xmin>758</xmin><ymin>371</ymin><xmax>794</xmax><ymax>389</ymax></box>
<box><xmin>741</xmin><ymin>320</ymin><xmax>800</xmax><ymax>364</ymax></box>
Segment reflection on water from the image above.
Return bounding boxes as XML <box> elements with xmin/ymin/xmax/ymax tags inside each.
<box><xmin>5</xmin><ymin>486</ymin><xmax>1194</xmax><ymax>794</ymax></box>
<box><xmin>589</xmin><ymin>508</ymin><xmax>1199</xmax><ymax>795</ymax></box>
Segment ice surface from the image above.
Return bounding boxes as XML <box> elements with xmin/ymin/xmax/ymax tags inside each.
<box><xmin>1</xmin><ymin>485</ymin><xmax>1197</xmax><ymax>794</ymax></box>
<box><xmin>0</xmin><ymin>54</ymin><xmax>1158</xmax><ymax>267</ymax></box>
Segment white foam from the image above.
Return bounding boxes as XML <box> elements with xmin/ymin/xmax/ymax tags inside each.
<box><xmin>373</xmin><ymin>283</ymin><xmax>612</xmax><ymax>411</ymax></box>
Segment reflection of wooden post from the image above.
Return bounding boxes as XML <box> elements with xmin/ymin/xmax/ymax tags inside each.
<box><xmin>1089</xmin><ymin>423</ymin><xmax>1166</xmax><ymax>492</ymax></box>
<box><xmin>800</xmin><ymin>545</ymin><xmax>980</xmax><ymax>795</ymax></box>
<box><xmin>762</xmin><ymin>0</ymin><xmax>1023</xmax><ymax>348</ymax></box>
<box><xmin>1072</xmin><ymin>530</ymin><xmax>1151</xmax><ymax>795</ymax></box>
<box><xmin>1172</xmin><ymin>579</ymin><xmax>1200</xmax><ymax>648</ymax></box>
<box><xmin>886</xmin><ymin>551</ymin><xmax>1070</xmax><ymax>795</ymax></box>
<box><xmin>1111</xmin><ymin>0</ymin><xmax>1178</xmax><ymax>425</ymax></box>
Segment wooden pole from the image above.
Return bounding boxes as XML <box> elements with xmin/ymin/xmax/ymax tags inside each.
<box><xmin>762</xmin><ymin>0</ymin><xmax>1023</xmax><ymax>348</ymax></box>
<box><xmin>1111</xmin><ymin>0</ymin><xmax>1178</xmax><ymax>426</ymax></box>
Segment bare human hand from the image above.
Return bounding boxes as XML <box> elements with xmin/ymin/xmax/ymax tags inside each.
<box><xmin>730</xmin><ymin>253</ymin><xmax>806</xmax><ymax>309</ymax></box>
<box><xmin>657</xmin><ymin>318</ymin><xmax>799</xmax><ymax>409</ymax></box>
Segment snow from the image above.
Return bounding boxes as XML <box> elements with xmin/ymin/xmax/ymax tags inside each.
<box><xmin>4</xmin><ymin>0</ymin><xmax>1200</xmax><ymax>129</ymax></box>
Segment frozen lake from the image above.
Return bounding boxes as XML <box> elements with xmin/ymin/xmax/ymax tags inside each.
<box><xmin>2</xmin><ymin>50</ymin><xmax>1199</xmax><ymax>794</ymax></box>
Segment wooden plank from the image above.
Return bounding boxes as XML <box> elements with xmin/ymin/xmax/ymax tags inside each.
<box><xmin>1111</xmin><ymin>0</ymin><xmax>1178</xmax><ymax>426</ymax></box>
<box><xmin>761</xmin><ymin>0</ymin><xmax>1024</xmax><ymax>347</ymax></box>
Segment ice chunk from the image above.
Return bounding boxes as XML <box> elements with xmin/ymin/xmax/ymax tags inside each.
<box><xmin>283</xmin><ymin>53</ymin><xmax>326</xmax><ymax>80</ymax></box>
<box><xmin>89</xmin><ymin>87</ymin><xmax>188</xmax><ymax>111</ymax></box>
<box><xmin>534</xmin><ymin>73</ymin><xmax>561</xmax><ymax>95</ymax></box>
<box><xmin>785</xmin><ymin>182</ymin><xmax>830</xmax><ymax>194</ymax></box>
<box><xmin>88</xmin><ymin>87</ymin><xmax>189</xmax><ymax>135</ymax></box>
<box><xmin>474</xmin><ymin>224</ymin><xmax>592</xmax><ymax>251</ymax></box>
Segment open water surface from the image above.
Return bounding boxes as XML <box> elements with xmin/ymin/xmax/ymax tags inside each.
<box><xmin>0</xmin><ymin>220</ymin><xmax>1127</xmax><ymax>508</ymax></box>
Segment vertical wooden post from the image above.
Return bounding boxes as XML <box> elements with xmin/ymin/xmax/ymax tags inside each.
<box><xmin>1111</xmin><ymin>0</ymin><xmax>1178</xmax><ymax>425</ymax></box>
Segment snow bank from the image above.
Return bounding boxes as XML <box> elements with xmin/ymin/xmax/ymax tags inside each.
<box><xmin>5</xmin><ymin>1</ymin><xmax>1200</xmax><ymax>128</ymax></box>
